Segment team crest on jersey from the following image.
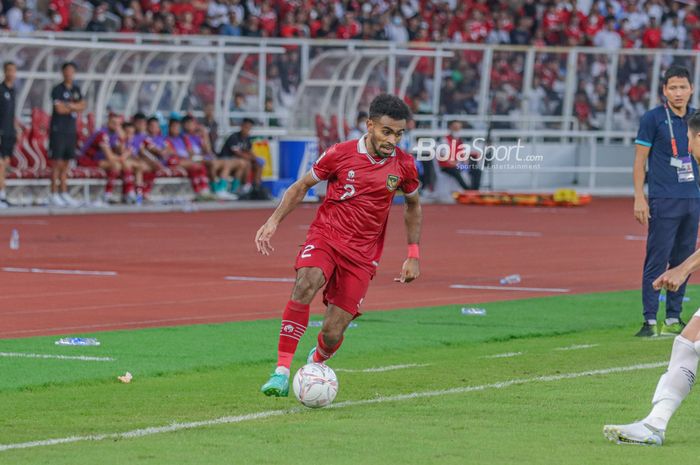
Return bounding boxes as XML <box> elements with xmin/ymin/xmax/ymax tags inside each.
<box><xmin>386</xmin><ymin>174</ymin><xmax>399</xmax><ymax>192</ymax></box>
<box><xmin>348</xmin><ymin>170</ymin><xmax>355</xmax><ymax>179</ymax></box>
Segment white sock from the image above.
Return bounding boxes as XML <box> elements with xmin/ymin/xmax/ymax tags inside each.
<box><xmin>666</xmin><ymin>318</ymin><xmax>679</xmax><ymax>325</ymax></box>
<box><xmin>647</xmin><ymin>319</ymin><xmax>657</xmax><ymax>325</ymax></box>
<box><xmin>0</xmin><ymin>189</ymin><xmax>6</xmax><ymax>200</ymax></box>
<box><xmin>274</xmin><ymin>366</ymin><xmax>290</xmax><ymax>377</ymax></box>
<box><xmin>644</xmin><ymin>336</ymin><xmax>698</xmax><ymax>430</ymax></box>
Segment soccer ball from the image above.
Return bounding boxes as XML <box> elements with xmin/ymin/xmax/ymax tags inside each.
<box><xmin>292</xmin><ymin>363</ymin><xmax>338</xmax><ymax>408</ymax></box>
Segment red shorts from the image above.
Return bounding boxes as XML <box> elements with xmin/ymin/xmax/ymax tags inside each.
<box><xmin>294</xmin><ymin>235</ymin><xmax>374</xmax><ymax>317</ymax></box>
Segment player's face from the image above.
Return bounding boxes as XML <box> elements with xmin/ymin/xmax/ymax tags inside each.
<box><xmin>169</xmin><ymin>122</ymin><xmax>181</xmax><ymax>136</ymax></box>
<box><xmin>663</xmin><ymin>77</ymin><xmax>693</xmax><ymax>111</ymax></box>
<box><xmin>366</xmin><ymin>115</ymin><xmax>406</xmax><ymax>158</ymax></box>
<box><xmin>134</xmin><ymin>119</ymin><xmax>147</xmax><ymax>133</ymax></box>
<box><xmin>147</xmin><ymin>121</ymin><xmax>160</xmax><ymax>135</ymax></box>
<box><xmin>62</xmin><ymin>65</ymin><xmax>75</xmax><ymax>83</ymax></box>
<box><xmin>107</xmin><ymin>116</ymin><xmax>120</xmax><ymax>131</ymax></box>
<box><xmin>4</xmin><ymin>64</ymin><xmax>16</xmax><ymax>83</ymax></box>
<box><xmin>687</xmin><ymin>127</ymin><xmax>700</xmax><ymax>157</ymax></box>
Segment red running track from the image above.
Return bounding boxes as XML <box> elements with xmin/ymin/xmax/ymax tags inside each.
<box><xmin>0</xmin><ymin>198</ymin><xmax>681</xmax><ymax>339</ymax></box>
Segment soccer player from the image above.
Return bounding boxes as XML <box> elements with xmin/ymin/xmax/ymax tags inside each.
<box><xmin>182</xmin><ymin>114</ymin><xmax>239</xmax><ymax>200</ymax></box>
<box><xmin>163</xmin><ymin>117</ymin><xmax>213</xmax><ymax>199</ymax></box>
<box><xmin>604</xmin><ymin>111</ymin><xmax>700</xmax><ymax>446</ymax></box>
<box><xmin>0</xmin><ymin>61</ymin><xmax>18</xmax><ymax>208</ymax></box>
<box><xmin>256</xmin><ymin>94</ymin><xmax>422</xmax><ymax>397</ymax></box>
<box><xmin>219</xmin><ymin>118</ymin><xmax>270</xmax><ymax>199</ymax></box>
<box><xmin>49</xmin><ymin>61</ymin><xmax>85</xmax><ymax>207</ymax></box>
<box><xmin>79</xmin><ymin>112</ymin><xmax>139</xmax><ymax>203</ymax></box>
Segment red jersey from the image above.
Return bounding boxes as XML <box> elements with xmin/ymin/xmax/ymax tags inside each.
<box><xmin>308</xmin><ymin>136</ymin><xmax>420</xmax><ymax>269</ymax></box>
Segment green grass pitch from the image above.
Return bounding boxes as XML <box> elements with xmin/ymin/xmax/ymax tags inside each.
<box><xmin>2</xmin><ymin>288</ymin><xmax>700</xmax><ymax>464</ymax></box>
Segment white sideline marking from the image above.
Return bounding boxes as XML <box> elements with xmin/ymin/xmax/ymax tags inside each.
<box><xmin>449</xmin><ymin>284</ymin><xmax>570</xmax><ymax>293</ymax></box>
<box><xmin>624</xmin><ymin>235</ymin><xmax>646</xmax><ymax>241</ymax></box>
<box><xmin>335</xmin><ymin>364</ymin><xmax>429</xmax><ymax>373</ymax></box>
<box><xmin>224</xmin><ymin>276</ymin><xmax>295</xmax><ymax>283</ymax></box>
<box><xmin>0</xmin><ymin>352</ymin><xmax>114</xmax><ymax>362</ymax></box>
<box><xmin>482</xmin><ymin>352</ymin><xmax>523</xmax><ymax>359</ymax></box>
<box><xmin>0</xmin><ymin>219</ymin><xmax>48</xmax><ymax>225</ymax></box>
<box><xmin>457</xmin><ymin>229</ymin><xmax>543</xmax><ymax>238</ymax></box>
<box><xmin>1</xmin><ymin>267</ymin><xmax>117</xmax><ymax>277</ymax></box>
<box><xmin>555</xmin><ymin>344</ymin><xmax>599</xmax><ymax>351</ymax></box>
<box><xmin>0</xmin><ymin>361</ymin><xmax>665</xmax><ymax>452</ymax></box>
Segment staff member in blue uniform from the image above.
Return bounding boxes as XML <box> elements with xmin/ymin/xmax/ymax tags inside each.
<box><xmin>633</xmin><ymin>66</ymin><xmax>700</xmax><ymax>337</ymax></box>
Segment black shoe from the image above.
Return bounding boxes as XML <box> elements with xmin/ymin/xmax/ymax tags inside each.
<box><xmin>634</xmin><ymin>322</ymin><xmax>658</xmax><ymax>337</ymax></box>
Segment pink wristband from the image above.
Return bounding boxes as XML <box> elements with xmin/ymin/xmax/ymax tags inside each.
<box><xmin>407</xmin><ymin>244</ymin><xmax>420</xmax><ymax>259</ymax></box>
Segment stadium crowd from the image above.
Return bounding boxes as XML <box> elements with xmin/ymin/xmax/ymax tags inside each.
<box><xmin>0</xmin><ymin>1</ymin><xmax>695</xmax><ymax>50</ymax></box>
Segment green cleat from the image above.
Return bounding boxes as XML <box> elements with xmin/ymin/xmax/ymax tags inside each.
<box><xmin>260</xmin><ymin>372</ymin><xmax>289</xmax><ymax>397</ymax></box>
<box><xmin>307</xmin><ymin>347</ymin><xmax>317</xmax><ymax>364</ymax></box>
<box><xmin>659</xmin><ymin>320</ymin><xmax>686</xmax><ymax>337</ymax></box>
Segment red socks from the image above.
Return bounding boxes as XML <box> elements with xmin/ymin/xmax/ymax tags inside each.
<box><xmin>277</xmin><ymin>300</ymin><xmax>310</xmax><ymax>369</ymax></box>
<box><xmin>313</xmin><ymin>332</ymin><xmax>344</xmax><ymax>363</ymax></box>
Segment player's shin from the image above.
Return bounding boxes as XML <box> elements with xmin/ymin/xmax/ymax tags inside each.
<box><xmin>276</xmin><ymin>300</ymin><xmax>310</xmax><ymax>374</ymax></box>
<box><xmin>644</xmin><ymin>335</ymin><xmax>698</xmax><ymax>430</ymax></box>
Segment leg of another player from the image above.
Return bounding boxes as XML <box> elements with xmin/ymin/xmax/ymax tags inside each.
<box><xmin>311</xmin><ymin>304</ymin><xmax>354</xmax><ymax>364</ymax></box>
<box><xmin>604</xmin><ymin>312</ymin><xmax>700</xmax><ymax>445</ymax></box>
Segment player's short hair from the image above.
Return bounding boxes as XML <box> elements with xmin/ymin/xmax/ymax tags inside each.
<box><xmin>368</xmin><ymin>94</ymin><xmax>411</xmax><ymax>121</ymax></box>
<box><xmin>132</xmin><ymin>112</ymin><xmax>146</xmax><ymax>122</ymax></box>
<box><xmin>663</xmin><ymin>66</ymin><xmax>691</xmax><ymax>86</ymax></box>
<box><xmin>241</xmin><ymin>117</ymin><xmax>255</xmax><ymax>125</ymax></box>
<box><xmin>122</xmin><ymin>121</ymin><xmax>134</xmax><ymax>129</ymax></box>
<box><xmin>688</xmin><ymin>111</ymin><xmax>700</xmax><ymax>134</ymax></box>
<box><xmin>147</xmin><ymin>116</ymin><xmax>159</xmax><ymax>124</ymax></box>
<box><xmin>181</xmin><ymin>115</ymin><xmax>195</xmax><ymax>124</ymax></box>
<box><xmin>61</xmin><ymin>61</ymin><xmax>77</xmax><ymax>71</ymax></box>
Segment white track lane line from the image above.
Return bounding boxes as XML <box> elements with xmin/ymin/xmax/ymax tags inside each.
<box><xmin>0</xmin><ymin>352</ymin><xmax>114</xmax><ymax>362</ymax></box>
<box><xmin>449</xmin><ymin>284</ymin><xmax>570</xmax><ymax>293</ymax></box>
<box><xmin>2</xmin><ymin>267</ymin><xmax>117</xmax><ymax>277</ymax></box>
<box><xmin>0</xmin><ymin>361</ymin><xmax>665</xmax><ymax>452</ymax></box>
<box><xmin>456</xmin><ymin>229</ymin><xmax>543</xmax><ymax>237</ymax></box>
<box><xmin>224</xmin><ymin>276</ymin><xmax>295</xmax><ymax>283</ymax></box>
<box><xmin>624</xmin><ymin>235</ymin><xmax>646</xmax><ymax>241</ymax></box>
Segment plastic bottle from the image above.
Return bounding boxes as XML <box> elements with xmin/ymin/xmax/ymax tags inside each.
<box><xmin>499</xmin><ymin>274</ymin><xmax>521</xmax><ymax>285</ymax></box>
<box><xmin>9</xmin><ymin>229</ymin><xmax>19</xmax><ymax>250</ymax></box>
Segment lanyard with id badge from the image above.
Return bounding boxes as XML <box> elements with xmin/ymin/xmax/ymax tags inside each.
<box><xmin>665</xmin><ymin>103</ymin><xmax>695</xmax><ymax>183</ymax></box>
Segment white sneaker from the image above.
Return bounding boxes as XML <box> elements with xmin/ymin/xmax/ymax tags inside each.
<box><xmin>0</xmin><ymin>198</ymin><xmax>8</xmax><ymax>209</ymax></box>
<box><xmin>61</xmin><ymin>192</ymin><xmax>81</xmax><ymax>207</ymax></box>
<box><xmin>603</xmin><ymin>421</ymin><xmax>664</xmax><ymax>446</ymax></box>
<box><xmin>50</xmin><ymin>193</ymin><xmax>67</xmax><ymax>207</ymax></box>
<box><xmin>215</xmin><ymin>190</ymin><xmax>238</xmax><ymax>200</ymax></box>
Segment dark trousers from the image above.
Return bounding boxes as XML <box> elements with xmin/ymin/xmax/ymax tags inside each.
<box><xmin>440</xmin><ymin>166</ymin><xmax>470</xmax><ymax>190</ymax></box>
<box><xmin>642</xmin><ymin>197</ymin><xmax>700</xmax><ymax>321</ymax></box>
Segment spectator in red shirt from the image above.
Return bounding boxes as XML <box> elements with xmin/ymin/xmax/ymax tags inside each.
<box><xmin>176</xmin><ymin>11</ymin><xmax>196</xmax><ymax>34</ymax></box>
<box><xmin>643</xmin><ymin>16</ymin><xmax>662</xmax><ymax>48</ymax></box>
<box><xmin>439</xmin><ymin>120</ymin><xmax>470</xmax><ymax>191</ymax></box>
<box><xmin>336</xmin><ymin>11</ymin><xmax>361</xmax><ymax>39</ymax></box>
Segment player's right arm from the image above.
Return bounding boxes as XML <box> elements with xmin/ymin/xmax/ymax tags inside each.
<box><xmin>255</xmin><ymin>172</ymin><xmax>319</xmax><ymax>255</ymax></box>
<box><xmin>654</xmin><ymin>249</ymin><xmax>700</xmax><ymax>292</ymax></box>
<box><xmin>633</xmin><ymin>144</ymin><xmax>651</xmax><ymax>226</ymax></box>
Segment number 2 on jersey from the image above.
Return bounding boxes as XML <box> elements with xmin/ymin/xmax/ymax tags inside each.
<box><xmin>341</xmin><ymin>184</ymin><xmax>355</xmax><ymax>200</ymax></box>
<box><xmin>301</xmin><ymin>244</ymin><xmax>315</xmax><ymax>258</ymax></box>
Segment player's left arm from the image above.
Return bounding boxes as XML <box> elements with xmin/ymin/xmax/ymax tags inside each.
<box><xmin>255</xmin><ymin>172</ymin><xmax>319</xmax><ymax>256</ymax></box>
<box><xmin>398</xmin><ymin>190</ymin><xmax>422</xmax><ymax>283</ymax></box>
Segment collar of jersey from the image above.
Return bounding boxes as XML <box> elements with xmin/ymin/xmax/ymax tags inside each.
<box><xmin>357</xmin><ymin>133</ymin><xmax>395</xmax><ymax>164</ymax></box>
